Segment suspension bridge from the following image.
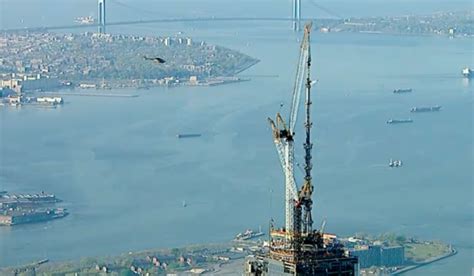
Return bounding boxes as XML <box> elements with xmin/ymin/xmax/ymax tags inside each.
<box><xmin>1</xmin><ymin>0</ymin><xmax>344</xmax><ymax>33</ymax></box>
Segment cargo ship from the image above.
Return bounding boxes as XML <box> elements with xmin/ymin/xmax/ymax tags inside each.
<box><xmin>176</xmin><ymin>134</ymin><xmax>201</xmax><ymax>139</ymax></box>
<box><xmin>234</xmin><ymin>228</ymin><xmax>265</xmax><ymax>241</ymax></box>
<box><xmin>393</xmin><ymin>88</ymin><xmax>412</xmax><ymax>94</ymax></box>
<box><xmin>0</xmin><ymin>208</ymin><xmax>68</xmax><ymax>226</ymax></box>
<box><xmin>0</xmin><ymin>191</ymin><xmax>61</xmax><ymax>209</ymax></box>
<box><xmin>386</xmin><ymin>119</ymin><xmax>413</xmax><ymax>124</ymax></box>
<box><xmin>462</xmin><ymin>67</ymin><xmax>473</xmax><ymax>79</ymax></box>
<box><xmin>0</xmin><ymin>191</ymin><xmax>60</xmax><ymax>202</ymax></box>
<box><xmin>410</xmin><ymin>106</ymin><xmax>441</xmax><ymax>112</ymax></box>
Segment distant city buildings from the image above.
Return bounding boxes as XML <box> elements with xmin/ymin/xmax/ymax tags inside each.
<box><xmin>0</xmin><ymin>32</ymin><xmax>257</xmax><ymax>91</ymax></box>
<box><xmin>0</xmin><ymin>73</ymin><xmax>60</xmax><ymax>94</ymax></box>
<box><xmin>164</xmin><ymin>37</ymin><xmax>171</xmax><ymax>46</ymax></box>
<box><xmin>381</xmin><ymin>246</ymin><xmax>405</xmax><ymax>267</ymax></box>
<box><xmin>448</xmin><ymin>28</ymin><xmax>456</xmax><ymax>37</ymax></box>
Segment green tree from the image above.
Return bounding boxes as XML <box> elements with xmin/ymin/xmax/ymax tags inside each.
<box><xmin>119</xmin><ymin>269</ymin><xmax>135</xmax><ymax>276</ymax></box>
<box><xmin>171</xmin><ymin>248</ymin><xmax>180</xmax><ymax>257</ymax></box>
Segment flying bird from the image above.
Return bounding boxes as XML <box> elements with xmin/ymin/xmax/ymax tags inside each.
<box><xmin>143</xmin><ymin>56</ymin><xmax>166</xmax><ymax>64</ymax></box>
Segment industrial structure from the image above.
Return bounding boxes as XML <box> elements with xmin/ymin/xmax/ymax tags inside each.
<box><xmin>98</xmin><ymin>0</ymin><xmax>106</xmax><ymax>33</ymax></box>
<box><xmin>245</xmin><ymin>23</ymin><xmax>358</xmax><ymax>275</ymax></box>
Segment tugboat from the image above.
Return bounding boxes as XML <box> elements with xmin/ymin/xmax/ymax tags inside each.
<box><xmin>393</xmin><ymin>88</ymin><xmax>412</xmax><ymax>94</ymax></box>
<box><xmin>389</xmin><ymin>159</ymin><xmax>403</xmax><ymax>167</ymax></box>
<box><xmin>462</xmin><ymin>67</ymin><xmax>473</xmax><ymax>79</ymax></box>
<box><xmin>176</xmin><ymin>134</ymin><xmax>201</xmax><ymax>139</ymax></box>
<box><xmin>386</xmin><ymin>119</ymin><xmax>413</xmax><ymax>124</ymax></box>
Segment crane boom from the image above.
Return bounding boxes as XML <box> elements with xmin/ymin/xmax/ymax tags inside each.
<box><xmin>268</xmin><ymin>117</ymin><xmax>298</xmax><ymax>201</ymax></box>
<box><xmin>268</xmin><ymin>22</ymin><xmax>313</xmax><ymax>238</ymax></box>
<box><xmin>289</xmin><ymin>26</ymin><xmax>311</xmax><ymax>132</ymax></box>
<box><xmin>268</xmin><ymin>115</ymin><xmax>298</xmax><ymax>234</ymax></box>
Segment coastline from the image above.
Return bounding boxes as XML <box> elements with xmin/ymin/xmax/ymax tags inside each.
<box><xmin>1</xmin><ymin>241</ymin><xmax>458</xmax><ymax>274</ymax></box>
<box><xmin>392</xmin><ymin>247</ymin><xmax>458</xmax><ymax>275</ymax></box>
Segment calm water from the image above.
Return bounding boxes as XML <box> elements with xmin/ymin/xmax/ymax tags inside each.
<box><xmin>1</xmin><ymin>1</ymin><xmax>473</xmax><ymax>275</ymax></box>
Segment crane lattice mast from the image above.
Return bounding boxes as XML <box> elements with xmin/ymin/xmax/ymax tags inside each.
<box><xmin>299</xmin><ymin>22</ymin><xmax>314</xmax><ymax>234</ymax></box>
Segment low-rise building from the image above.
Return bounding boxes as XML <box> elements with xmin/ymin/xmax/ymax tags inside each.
<box><xmin>350</xmin><ymin>245</ymin><xmax>405</xmax><ymax>268</ymax></box>
<box><xmin>381</xmin><ymin>246</ymin><xmax>404</xmax><ymax>267</ymax></box>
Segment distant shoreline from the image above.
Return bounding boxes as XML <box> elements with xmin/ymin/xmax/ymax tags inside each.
<box><xmin>392</xmin><ymin>248</ymin><xmax>458</xmax><ymax>275</ymax></box>
<box><xmin>1</xmin><ymin>10</ymin><xmax>472</xmax><ymax>37</ymax></box>
<box><xmin>1</xmin><ymin>237</ymin><xmax>457</xmax><ymax>275</ymax></box>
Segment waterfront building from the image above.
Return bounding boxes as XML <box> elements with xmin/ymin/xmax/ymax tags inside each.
<box><xmin>0</xmin><ymin>78</ymin><xmax>22</xmax><ymax>94</ymax></box>
<box><xmin>350</xmin><ymin>245</ymin><xmax>405</xmax><ymax>268</ymax></box>
<box><xmin>381</xmin><ymin>246</ymin><xmax>405</xmax><ymax>267</ymax></box>
<box><xmin>448</xmin><ymin>28</ymin><xmax>456</xmax><ymax>36</ymax></box>
<box><xmin>351</xmin><ymin>245</ymin><xmax>382</xmax><ymax>268</ymax></box>
<box><xmin>0</xmin><ymin>87</ymin><xmax>16</xmax><ymax>97</ymax></box>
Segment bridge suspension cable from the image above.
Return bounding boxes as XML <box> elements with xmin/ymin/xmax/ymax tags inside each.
<box><xmin>108</xmin><ymin>0</ymin><xmax>164</xmax><ymax>17</ymax></box>
<box><xmin>305</xmin><ymin>0</ymin><xmax>345</xmax><ymax>20</ymax></box>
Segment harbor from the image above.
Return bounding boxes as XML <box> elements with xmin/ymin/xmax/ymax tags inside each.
<box><xmin>0</xmin><ymin>2</ymin><xmax>471</xmax><ymax>272</ymax></box>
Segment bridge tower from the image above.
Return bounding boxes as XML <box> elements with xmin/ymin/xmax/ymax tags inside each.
<box><xmin>292</xmin><ymin>0</ymin><xmax>301</xmax><ymax>31</ymax></box>
<box><xmin>98</xmin><ymin>0</ymin><xmax>106</xmax><ymax>33</ymax></box>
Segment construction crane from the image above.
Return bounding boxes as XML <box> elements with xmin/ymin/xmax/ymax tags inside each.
<box><xmin>268</xmin><ymin>22</ymin><xmax>313</xmax><ymax>240</ymax></box>
<box><xmin>245</xmin><ymin>22</ymin><xmax>359</xmax><ymax>275</ymax></box>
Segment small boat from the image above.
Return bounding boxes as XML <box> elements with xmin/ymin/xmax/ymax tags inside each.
<box><xmin>234</xmin><ymin>227</ymin><xmax>264</xmax><ymax>241</ymax></box>
<box><xmin>410</xmin><ymin>106</ymin><xmax>441</xmax><ymax>113</ymax></box>
<box><xmin>462</xmin><ymin>67</ymin><xmax>473</xmax><ymax>79</ymax></box>
<box><xmin>389</xmin><ymin>159</ymin><xmax>403</xmax><ymax>167</ymax></box>
<box><xmin>75</xmin><ymin>16</ymin><xmax>95</xmax><ymax>25</ymax></box>
<box><xmin>386</xmin><ymin>119</ymin><xmax>413</xmax><ymax>124</ymax></box>
<box><xmin>176</xmin><ymin>134</ymin><xmax>201</xmax><ymax>139</ymax></box>
<box><xmin>393</xmin><ymin>88</ymin><xmax>412</xmax><ymax>94</ymax></box>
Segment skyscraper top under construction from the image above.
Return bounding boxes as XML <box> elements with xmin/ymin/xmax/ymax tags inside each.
<box><xmin>244</xmin><ymin>23</ymin><xmax>358</xmax><ymax>276</ymax></box>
